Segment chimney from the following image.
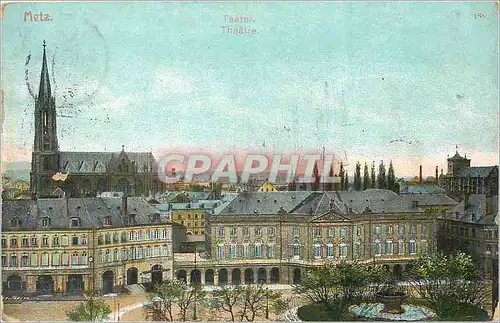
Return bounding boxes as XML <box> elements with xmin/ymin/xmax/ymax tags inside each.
<box><xmin>121</xmin><ymin>195</ymin><xmax>127</xmax><ymax>217</ymax></box>
<box><xmin>419</xmin><ymin>165</ymin><xmax>423</xmax><ymax>184</ymax></box>
<box><xmin>435</xmin><ymin>166</ymin><xmax>439</xmax><ymax>184</ymax></box>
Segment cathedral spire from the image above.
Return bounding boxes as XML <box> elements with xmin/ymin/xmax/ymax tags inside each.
<box><xmin>38</xmin><ymin>40</ymin><xmax>52</xmax><ymax>101</ymax></box>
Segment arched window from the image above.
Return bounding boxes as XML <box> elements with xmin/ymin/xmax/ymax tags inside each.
<box><xmin>292</xmin><ymin>240</ymin><xmax>300</xmax><ymax>259</ymax></box>
<box><xmin>71</xmin><ymin>253</ymin><xmax>79</xmax><ymax>265</ymax></box>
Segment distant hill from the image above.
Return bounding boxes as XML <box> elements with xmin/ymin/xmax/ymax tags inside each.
<box><xmin>2</xmin><ymin>162</ymin><xmax>31</xmax><ymax>182</ymax></box>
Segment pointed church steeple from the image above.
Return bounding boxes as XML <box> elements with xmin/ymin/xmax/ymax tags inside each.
<box><xmin>31</xmin><ymin>40</ymin><xmax>59</xmax><ymax>198</ymax></box>
<box><xmin>38</xmin><ymin>40</ymin><xmax>52</xmax><ymax>102</ymax></box>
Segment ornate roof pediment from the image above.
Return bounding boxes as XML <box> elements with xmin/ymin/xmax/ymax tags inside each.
<box><xmin>310</xmin><ymin>211</ymin><xmax>352</xmax><ymax>223</ymax></box>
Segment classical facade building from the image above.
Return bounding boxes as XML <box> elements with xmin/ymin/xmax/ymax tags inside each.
<box><xmin>1</xmin><ymin>196</ymin><xmax>175</xmax><ymax>295</ymax></box>
<box><xmin>172</xmin><ymin>190</ymin><xmax>457</xmax><ymax>286</ymax></box>
<box><xmin>439</xmin><ymin>151</ymin><xmax>498</xmax><ymax>198</ymax></box>
<box><xmin>30</xmin><ymin>42</ymin><xmax>163</xmax><ymax>198</ymax></box>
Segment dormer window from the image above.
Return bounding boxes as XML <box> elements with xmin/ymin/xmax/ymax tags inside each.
<box><xmin>70</xmin><ymin>217</ymin><xmax>81</xmax><ymax>228</ymax></box>
<box><xmin>10</xmin><ymin>218</ymin><xmax>20</xmax><ymax>227</ymax></box>
<box><xmin>41</xmin><ymin>217</ymin><xmax>51</xmax><ymax>228</ymax></box>
<box><xmin>128</xmin><ymin>214</ymin><xmax>136</xmax><ymax>225</ymax></box>
<box><xmin>153</xmin><ymin>213</ymin><xmax>161</xmax><ymax>223</ymax></box>
<box><xmin>103</xmin><ymin>216</ymin><xmax>112</xmax><ymax>226</ymax></box>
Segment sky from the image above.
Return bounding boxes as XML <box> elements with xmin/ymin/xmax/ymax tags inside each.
<box><xmin>1</xmin><ymin>1</ymin><xmax>498</xmax><ymax>177</ymax></box>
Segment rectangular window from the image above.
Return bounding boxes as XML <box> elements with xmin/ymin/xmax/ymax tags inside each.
<box><xmin>292</xmin><ymin>227</ymin><xmax>299</xmax><ymax>237</ymax></box>
<box><xmin>356</xmin><ymin>226</ymin><xmax>361</xmax><ymax>236</ymax></box>
<box><xmin>231</xmin><ymin>227</ymin><xmax>237</xmax><ymax>236</ymax></box>
<box><xmin>421</xmin><ymin>224</ymin><xmax>427</xmax><ymax>235</ymax></box>
<box><xmin>410</xmin><ymin>224</ymin><xmax>416</xmax><ymax>235</ymax></box>
<box><xmin>242</xmin><ymin>244</ymin><xmax>249</xmax><ymax>258</ymax></box>
<box><xmin>230</xmin><ymin>245</ymin><xmax>237</xmax><ymax>259</ymax></box>
<box><xmin>2</xmin><ymin>238</ymin><xmax>6</xmax><ymax>248</ymax></box>
<box><xmin>81</xmin><ymin>253</ymin><xmax>88</xmax><ymax>265</ymax></box>
<box><xmin>255</xmin><ymin>244</ymin><xmax>262</xmax><ymax>258</ymax></box>
<box><xmin>21</xmin><ymin>254</ymin><xmax>29</xmax><ymax>267</ymax></box>
<box><xmin>217</xmin><ymin>245</ymin><xmax>224</xmax><ymax>259</ymax></box>
<box><xmin>217</xmin><ymin>227</ymin><xmax>224</xmax><ymax>237</ymax></box>
<box><xmin>409</xmin><ymin>240</ymin><xmax>416</xmax><ymax>254</ymax></box>
<box><xmin>61</xmin><ymin>253</ymin><xmax>69</xmax><ymax>265</ymax></box>
<box><xmin>292</xmin><ymin>244</ymin><xmax>300</xmax><ymax>258</ymax></box>
<box><xmin>398</xmin><ymin>224</ymin><xmax>405</xmax><ymax>235</ymax></box>
<box><xmin>388</xmin><ymin>225</ymin><xmax>393</xmax><ymax>234</ymax></box>
<box><xmin>243</xmin><ymin>228</ymin><xmax>250</xmax><ymax>237</ymax></box>
<box><xmin>339</xmin><ymin>228</ymin><xmax>346</xmax><ymax>238</ymax></box>
<box><xmin>327</xmin><ymin>228</ymin><xmax>334</xmax><ymax>238</ymax></box>
<box><xmin>52</xmin><ymin>253</ymin><xmax>60</xmax><ymax>266</ymax></box>
<box><xmin>267</xmin><ymin>245</ymin><xmax>273</xmax><ymax>258</ymax></box>
<box><xmin>267</xmin><ymin>227</ymin><xmax>275</xmax><ymax>236</ymax></box>
<box><xmin>21</xmin><ymin>237</ymin><xmax>29</xmax><ymax>247</ymax></box>
<box><xmin>420</xmin><ymin>240</ymin><xmax>428</xmax><ymax>254</ymax></box>
<box><xmin>42</xmin><ymin>236</ymin><xmax>49</xmax><ymax>247</ymax></box>
<box><xmin>53</xmin><ymin>236</ymin><xmax>60</xmax><ymax>247</ymax></box>
<box><xmin>327</xmin><ymin>244</ymin><xmax>334</xmax><ymax>258</ymax></box>
<box><xmin>255</xmin><ymin>227</ymin><xmax>262</xmax><ymax>236</ymax></box>
<box><xmin>11</xmin><ymin>255</ymin><xmax>18</xmax><ymax>267</ymax></box>
<box><xmin>375</xmin><ymin>242</ymin><xmax>381</xmax><ymax>256</ymax></box>
<box><xmin>72</xmin><ymin>237</ymin><xmax>79</xmax><ymax>246</ymax></box>
<box><xmin>40</xmin><ymin>253</ymin><xmax>48</xmax><ymax>266</ymax></box>
<box><xmin>61</xmin><ymin>236</ymin><xmax>69</xmax><ymax>246</ymax></box>
<box><xmin>375</xmin><ymin>226</ymin><xmax>381</xmax><ymax>235</ymax></box>
<box><xmin>399</xmin><ymin>240</ymin><xmax>405</xmax><ymax>255</ymax></box>
<box><xmin>1</xmin><ymin>255</ymin><xmax>6</xmax><ymax>267</ymax></box>
<box><xmin>385</xmin><ymin>241</ymin><xmax>393</xmax><ymax>255</ymax></box>
<box><xmin>30</xmin><ymin>253</ymin><xmax>38</xmax><ymax>267</ymax></box>
<box><xmin>339</xmin><ymin>244</ymin><xmax>347</xmax><ymax>257</ymax></box>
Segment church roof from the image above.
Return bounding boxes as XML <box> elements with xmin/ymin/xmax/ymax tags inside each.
<box><xmin>38</xmin><ymin>40</ymin><xmax>52</xmax><ymax>101</ymax></box>
<box><xmin>59</xmin><ymin>151</ymin><xmax>156</xmax><ymax>173</ymax></box>
<box><xmin>2</xmin><ymin>197</ymin><xmax>170</xmax><ymax>231</ymax></box>
<box><xmin>454</xmin><ymin>166</ymin><xmax>497</xmax><ymax>178</ymax></box>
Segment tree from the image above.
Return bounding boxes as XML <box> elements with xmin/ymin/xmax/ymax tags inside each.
<box><xmin>177</xmin><ymin>283</ymin><xmax>206</xmax><ymax>321</ymax></box>
<box><xmin>151</xmin><ymin>279</ymin><xmax>185</xmax><ymax>321</ymax></box>
<box><xmin>67</xmin><ymin>293</ymin><xmax>112</xmax><ymax>321</ymax></box>
<box><xmin>353</xmin><ymin>162</ymin><xmax>362</xmax><ymax>191</ymax></box>
<box><xmin>344</xmin><ymin>173</ymin><xmax>349</xmax><ymax>191</ymax></box>
<box><xmin>407</xmin><ymin>252</ymin><xmax>487</xmax><ymax>319</ymax></box>
<box><xmin>377</xmin><ymin>161</ymin><xmax>386</xmax><ymax>189</ymax></box>
<box><xmin>370</xmin><ymin>162</ymin><xmax>376</xmax><ymax>188</ymax></box>
<box><xmin>387</xmin><ymin>161</ymin><xmax>396</xmax><ymax>192</ymax></box>
<box><xmin>339</xmin><ymin>162</ymin><xmax>345</xmax><ymax>191</ymax></box>
<box><xmin>327</xmin><ymin>164</ymin><xmax>335</xmax><ymax>191</ymax></box>
<box><xmin>363</xmin><ymin>163</ymin><xmax>370</xmax><ymax>190</ymax></box>
<box><xmin>312</xmin><ymin>161</ymin><xmax>320</xmax><ymax>190</ymax></box>
<box><xmin>211</xmin><ymin>285</ymin><xmax>245</xmax><ymax>321</ymax></box>
<box><xmin>293</xmin><ymin>261</ymin><xmax>393</xmax><ymax>320</ymax></box>
<box><xmin>239</xmin><ymin>284</ymin><xmax>276</xmax><ymax>321</ymax></box>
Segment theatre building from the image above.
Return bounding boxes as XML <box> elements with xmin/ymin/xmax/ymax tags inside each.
<box><xmin>1</xmin><ymin>196</ymin><xmax>175</xmax><ymax>295</ymax></box>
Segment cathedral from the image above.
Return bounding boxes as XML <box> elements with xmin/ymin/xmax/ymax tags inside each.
<box><xmin>30</xmin><ymin>42</ymin><xmax>163</xmax><ymax>198</ymax></box>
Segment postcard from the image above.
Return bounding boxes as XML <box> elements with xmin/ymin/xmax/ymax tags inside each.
<box><xmin>1</xmin><ymin>1</ymin><xmax>499</xmax><ymax>322</ymax></box>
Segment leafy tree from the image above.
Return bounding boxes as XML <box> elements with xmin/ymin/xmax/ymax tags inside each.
<box><xmin>339</xmin><ymin>162</ymin><xmax>345</xmax><ymax>191</ymax></box>
<box><xmin>353</xmin><ymin>162</ymin><xmax>362</xmax><ymax>191</ymax></box>
<box><xmin>387</xmin><ymin>161</ymin><xmax>396</xmax><ymax>192</ymax></box>
<box><xmin>407</xmin><ymin>252</ymin><xmax>487</xmax><ymax>319</ymax></box>
<box><xmin>377</xmin><ymin>161</ymin><xmax>386</xmax><ymax>189</ymax></box>
<box><xmin>67</xmin><ymin>293</ymin><xmax>112</xmax><ymax>321</ymax></box>
<box><xmin>239</xmin><ymin>284</ymin><xmax>277</xmax><ymax>321</ymax></box>
<box><xmin>363</xmin><ymin>163</ymin><xmax>370</xmax><ymax>190</ymax></box>
<box><xmin>151</xmin><ymin>279</ymin><xmax>185</xmax><ymax>321</ymax></box>
<box><xmin>370</xmin><ymin>162</ymin><xmax>376</xmax><ymax>188</ymax></box>
<box><xmin>211</xmin><ymin>285</ymin><xmax>245</xmax><ymax>321</ymax></box>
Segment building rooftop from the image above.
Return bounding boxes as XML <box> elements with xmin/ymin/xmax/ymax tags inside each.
<box><xmin>2</xmin><ymin>197</ymin><xmax>170</xmax><ymax>231</ymax></box>
<box><xmin>214</xmin><ymin>190</ymin><xmax>458</xmax><ymax>217</ymax></box>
